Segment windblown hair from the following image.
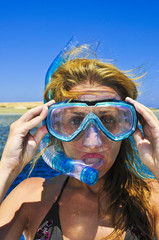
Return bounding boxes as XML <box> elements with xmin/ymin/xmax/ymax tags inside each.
<box><xmin>44</xmin><ymin>52</ymin><xmax>154</xmax><ymax>239</ymax></box>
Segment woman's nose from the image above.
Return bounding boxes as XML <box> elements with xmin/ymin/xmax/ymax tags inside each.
<box><xmin>83</xmin><ymin>123</ymin><xmax>102</xmax><ymax>147</ymax></box>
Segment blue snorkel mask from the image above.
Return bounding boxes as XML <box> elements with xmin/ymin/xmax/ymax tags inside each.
<box><xmin>46</xmin><ymin>99</ymin><xmax>137</xmax><ymax>142</ymax></box>
<box><xmin>40</xmin><ymin>37</ymin><xmax>138</xmax><ymax>185</ymax></box>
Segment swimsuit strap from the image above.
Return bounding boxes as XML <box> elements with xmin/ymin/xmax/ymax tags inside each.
<box><xmin>33</xmin><ymin>177</ymin><xmax>69</xmax><ymax>240</ymax></box>
<box><xmin>125</xmin><ymin>229</ymin><xmax>139</xmax><ymax>240</ymax></box>
<box><xmin>56</xmin><ymin>177</ymin><xmax>69</xmax><ymax>203</ymax></box>
<box><xmin>125</xmin><ymin>227</ymin><xmax>149</xmax><ymax>240</ymax></box>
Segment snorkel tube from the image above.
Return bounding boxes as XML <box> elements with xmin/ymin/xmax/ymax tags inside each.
<box><xmin>40</xmin><ymin>37</ymin><xmax>99</xmax><ymax>185</ymax></box>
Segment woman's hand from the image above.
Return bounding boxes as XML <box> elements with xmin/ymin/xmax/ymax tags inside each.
<box><xmin>126</xmin><ymin>97</ymin><xmax>159</xmax><ymax>180</ymax></box>
<box><xmin>0</xmin><ymin>100</ymin><xmax>55</xmax><ymax>175</ymax></box>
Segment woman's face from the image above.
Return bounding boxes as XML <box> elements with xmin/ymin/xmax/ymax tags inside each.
<box><xmin>62</xmin><ymin>82</ymin><xmax>122</xmax><ymax>179</ymax></box>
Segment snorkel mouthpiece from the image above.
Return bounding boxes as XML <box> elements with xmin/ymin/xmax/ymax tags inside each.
<box><xmin>40</xmin><ymin>136</ymin><xmax>99</xmax><ymax>185</ymax></box>
<box><xmin>53</xmin><ymin>152</ymin><xmax>99</xmax><ymax>185</ymax></box>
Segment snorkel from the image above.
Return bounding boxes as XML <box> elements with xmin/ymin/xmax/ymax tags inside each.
<box><xmin>40</xmin><ymin>37</ymin><xmax>99</xmax><ymax>185</ymax></box>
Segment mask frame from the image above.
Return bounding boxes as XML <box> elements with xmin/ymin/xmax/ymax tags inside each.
<box><xmin>46</xmin><ymin>99</ymin><xmax>138</xmax><ymax>142</ymax></box>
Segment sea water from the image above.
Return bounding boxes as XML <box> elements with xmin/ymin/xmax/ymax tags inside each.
<box><xmin>0</xmin><ymin>111</ymin><xmax>159</xmax><ymax>239</ymax></box>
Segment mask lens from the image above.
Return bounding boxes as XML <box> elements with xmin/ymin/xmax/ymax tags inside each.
<box><xmin>95</xmin><ymin>105</ymin><xmax>134</xmax><ymax>137</ymax></box>
<box><xmin>47</xmin><ymin>101</ymin><xmax>137</xmax><ymax>141</ymax></box>
<box><xmin>49</xmin><ymin>106</ymin><xmax>87</xmax><ymax>137</ymax></box>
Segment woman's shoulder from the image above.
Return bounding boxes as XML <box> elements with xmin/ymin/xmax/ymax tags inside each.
<box><xmin>148</xmin><ymin>179</ymin><xmax>159</xmax><ymax>195</ymax></box>
<box><xmin>147</xmin><ymin>180</ymin><xmax>159</xmax><ymax>237</ymax></box>
<box><xmin>148</xmin><ymin>179</ymin><xmax>159</xmax><ymax>205</ymax></box>
<box><xmin>0</xmin><ymin>174</ymin><xmax>67</xmax><ymax>215</ymax></box>
<box><xmin>10</xmin><ymin>174</ymin><xmax>67</xmax><ymax>202</ymax></box>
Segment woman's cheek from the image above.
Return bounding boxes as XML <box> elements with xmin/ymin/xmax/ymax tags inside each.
<box><xmin>62</xmin><ymin>140</ymin><xmax>122</xmax><ymax>163</ymax></box>
<box><xmin>62</xmin><ymin>142</ymin><xmax>78</xmax><ymax>159</ymax></box>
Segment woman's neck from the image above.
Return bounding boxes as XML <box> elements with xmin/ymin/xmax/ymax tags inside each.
<box><xmin>68</xmin><ymin>175</ymin><xmax>105</xmax><ymax>194</ymax></box>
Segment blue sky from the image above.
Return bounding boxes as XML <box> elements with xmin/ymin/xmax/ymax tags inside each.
<box><xmin>0</xmin><ymin>0</ymin><xmax>159</xmax><ymax>107</ymax></box>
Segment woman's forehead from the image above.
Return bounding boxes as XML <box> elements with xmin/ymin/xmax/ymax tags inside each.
<box><xmin>78</xmin><ymin>91</ymin><xmax>120</xmax><ymax>101</ymax></box>
<box><xmin>70</xmin><ymin>82</ymin><xmax>121</xmax><ymax>101</ymax></box>
<box><xmin>70</xmin><ymin>84</ymin><xmax>121</xmax><ymax>101</ymax></box>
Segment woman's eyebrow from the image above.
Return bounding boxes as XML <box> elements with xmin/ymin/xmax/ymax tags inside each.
<box><xmin>71</xmin><ymin>111</ymin><xmax>86</xmax><ymax>116</ymax></box>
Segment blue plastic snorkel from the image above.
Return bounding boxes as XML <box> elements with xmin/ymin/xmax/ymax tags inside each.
<box><xmin>40</xmin><ymin>37</ymin><xmax>99</xmax><ymax>185</ymax></box>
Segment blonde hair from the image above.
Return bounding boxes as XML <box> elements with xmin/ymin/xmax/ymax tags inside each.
<box><xmin>44</xmin><ymin>56</ymin><xmax>154</xmax><ymax>239</ymax></box>
<box><xmin>44</xmin><ymin>58</ymin><xmax>138</xmax><ymax>102</ymax></box>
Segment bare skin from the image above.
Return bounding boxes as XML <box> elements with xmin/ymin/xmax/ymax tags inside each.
<box><xmin>0</xmin><ymin>83</ymin><xmax>159</xmax><ymax>239</ymax></box>
<box><xmin>0</xmin><ymin>176</ymin><xmax>131</xmax><ymax>240</ymax></box>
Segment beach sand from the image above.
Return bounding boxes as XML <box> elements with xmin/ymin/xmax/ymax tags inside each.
<box><xmin>0</xmin><ymin>102</ymin><xmax>43</xmax><ymax>114</ymax></box>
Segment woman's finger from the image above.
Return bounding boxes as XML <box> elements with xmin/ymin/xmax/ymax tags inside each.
<box><xmin>25</xmin><ymin>106</ymin><xmax>48</xmax><ymax>130</ymax></box>
<box><xmin>45</xmin><ymin>100</ymin><xmax>55</xmax><ymax>107</ymax></box>
<box><xmin>133</xmin><ymin>126</ymin><xmax>144</xmax><ymax>146</ymax></box>
<box><xmin>20</xmin><ymin>100</ymin><xmax>55</xmax><ymax>122</ymax></box>
<box><xmin>32</xmin><ymin>125</ymin><xmax>48</xmax><ymax>146</ymax></box>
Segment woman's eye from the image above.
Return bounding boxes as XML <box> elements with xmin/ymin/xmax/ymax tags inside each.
<box><xmin>100</xmin><ymin>115</ymin><xmax>117</xmax><ymax>125</ymax></box>
<box><xmin>69</xmin><ymin>117</ymin><xmax>83</xmax><ymax>126</ymax></box>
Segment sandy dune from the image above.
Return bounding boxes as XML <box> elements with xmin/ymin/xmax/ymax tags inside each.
<box><xmin>0</xmin><ymin>102</ymin><xmax>43</xmax><ymax>114</ymax></box>
<box><xmin>0</xmin><ymin>102</ymin><xmax>43</xmax><ymax>109</ymax></box>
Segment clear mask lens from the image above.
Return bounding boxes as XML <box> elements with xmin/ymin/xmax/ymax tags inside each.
<box><xmin>47</xmin><ymin>100</ymin><xmax>137</xmax><ymax>142</ymax></box>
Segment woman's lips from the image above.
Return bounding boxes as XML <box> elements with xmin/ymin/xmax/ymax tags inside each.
<box><xmin>81</xmin><ymin>153</ymin><xmax>104</xmax><ymax>169</ymax></box>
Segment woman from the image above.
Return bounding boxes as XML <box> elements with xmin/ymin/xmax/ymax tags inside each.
<box><xmin>0</xmin><ymin>43</ymin><xmax>159</xmax><ymax>240</ymax></box>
